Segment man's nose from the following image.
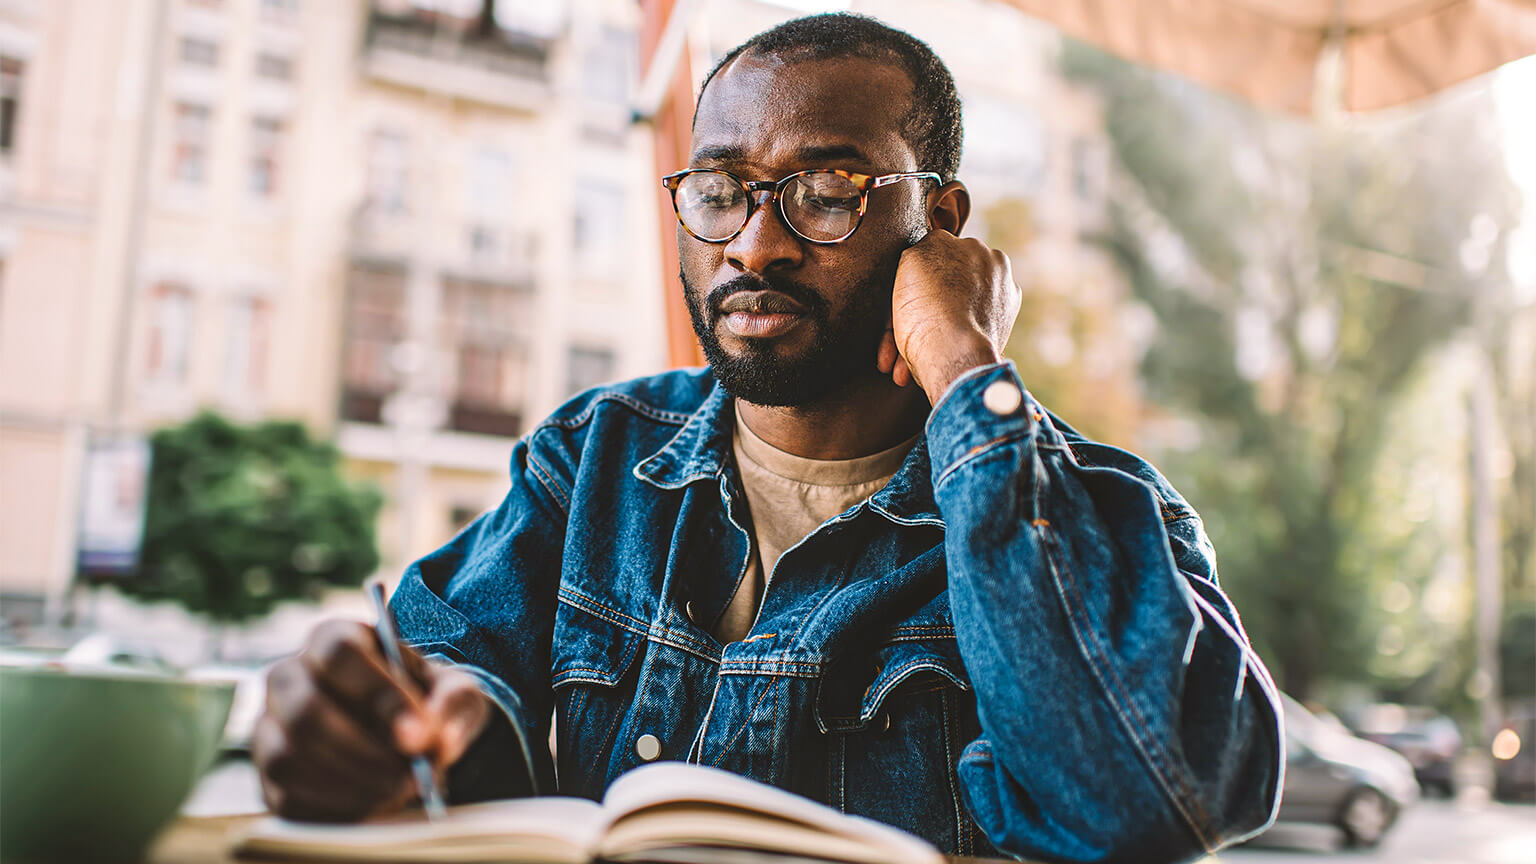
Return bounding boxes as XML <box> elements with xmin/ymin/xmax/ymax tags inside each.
<box><xmin>724</xmin><ymin>191</ymin><xmax>803</xmax><ymax>274</ymax></box>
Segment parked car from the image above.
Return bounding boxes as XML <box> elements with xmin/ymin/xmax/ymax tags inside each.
<box><xmin>1347</xmin><ymin>702</ymin><xmax>1463</xmax><ymax>796</ymax></box>
<box><xmin>1276</xmin><ymin>694</ymin><xmax>1420</xmax><ymax>847</ymax></box>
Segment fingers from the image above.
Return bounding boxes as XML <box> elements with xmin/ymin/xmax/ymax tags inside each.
<box><xmin>876</xmin><ymin>324</ymin><xmax>900</xmax><ymax>376</ymax></box>
<box><xmin>254</xmin><ymin>711</ymin><xmax>414</xmax><ymax>822</ymax></box>
<box><xmin>300</xmin><ymin>620</ymin><xmax>424</xmax><ymax>738</ymax></box>
<box><xmin>255</xmin><ymin>620</ymin><xmax>434</xmax><ymax>822</ymax></box>
<box><xmin>257</xmin><ymin>657</ymin><xmax>416</xmax><ymax>822</ymax></box>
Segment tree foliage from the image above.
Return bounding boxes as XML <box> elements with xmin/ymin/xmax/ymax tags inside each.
<box><xmin>127</xmin><ymin>412</ymin><xmax>382</xmax><ymax>623</ymax></box>
<box><xmin>1062</xmin><ymin>43</ymin><xmax>1526</xmax><ymax>701</ymax></box>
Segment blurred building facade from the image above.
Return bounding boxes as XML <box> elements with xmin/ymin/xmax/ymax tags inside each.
<box><xmin>0</xmin><ymin>0</ymin><xmax>666</xmax><ymax>628</ymax></box>
<box><xmin>0</xmin><ymin>0</ymin><xmax>1130</xmax><ymax>648</ymax></box>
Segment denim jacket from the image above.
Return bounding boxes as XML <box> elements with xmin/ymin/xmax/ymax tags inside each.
<box><xmin>392</xmin><ymin>362</ymin><xmax>1283</xmax><ymax>864</ymax></box>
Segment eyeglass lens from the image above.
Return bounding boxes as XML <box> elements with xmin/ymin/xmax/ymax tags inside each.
<box><xmin>674</xmin><ymin>172</ymin><xmax>862</xmax><ymax>242</ymax></box>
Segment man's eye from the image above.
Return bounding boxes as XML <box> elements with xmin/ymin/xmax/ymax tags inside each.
<box><xmin>803</xmin><ymin>195</ymin><xmax>857</xmax><ymax>212</ymax></box>
<box><xmin>699</xmin><ymin>192</ymin><xmax>741</xmax><ymax>208</ymax></box>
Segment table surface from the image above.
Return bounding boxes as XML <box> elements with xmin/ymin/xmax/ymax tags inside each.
<box><xmin>147</xmin><ymin>814</ymin><xmax>1027</xmax><ymax>864</ymax></box>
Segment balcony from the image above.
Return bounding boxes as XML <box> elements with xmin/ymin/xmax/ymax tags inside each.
<box><xmin>348</xmin><ymin>203</ymin><xmax>415</xmax><ymax>267</ymax></box>
<box><xmin>360</xmin><ymin>7</ymin><xmax>555</xmax><ymax>112</ymax></box>
<box><xmin>349</xmin><ymin>204</ymin><xmax>538</xmax><ymax>290</ymax></box>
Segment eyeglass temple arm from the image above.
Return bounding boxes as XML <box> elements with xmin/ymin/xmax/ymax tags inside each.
<box><xmin>871</xmin><ymin>171</ymin><xmax>943</xmax><ymax>188</ymax></box>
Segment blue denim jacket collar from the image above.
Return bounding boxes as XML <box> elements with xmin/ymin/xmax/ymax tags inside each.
<box><xmin>631</xmin><ymin>376</ymin><xmax>944</xmax><ymax>527</ymax></box>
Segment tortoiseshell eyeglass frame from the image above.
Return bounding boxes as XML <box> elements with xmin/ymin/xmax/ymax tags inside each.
<box><xmin>660</xmin><ymin>168</ymin><xmax>942</xmax><ymax>245</ymax></box>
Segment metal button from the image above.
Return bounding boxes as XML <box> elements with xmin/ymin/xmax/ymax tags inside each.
<box><xmin>684</xmin><ymin>601</ymin><xmax>695</xmax><ymax>622</ymax></box>
<box><xmin>983</xmin><ymin>379</ymin><xmax>1023</xmax><ymax>416</ymax></box>
<box><xmin>635</xmin><ymin>733</ymin><xmax>661</xmax><ymax>762</ymax></box>
<box><xmin>878</xmin><ymin>713</ymin><xmax>891</xmax><ymax>732</ymax></box>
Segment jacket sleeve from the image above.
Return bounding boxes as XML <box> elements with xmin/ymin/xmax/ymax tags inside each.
<box><xmin>389</xmin><ymin>433</ymin><xmax>566</xmax><ymax>802</ymax></box>
<box><xmin>927</xmin><ymin>362</ymin><xmax>1283</xmax><ymax>864</ymax></box>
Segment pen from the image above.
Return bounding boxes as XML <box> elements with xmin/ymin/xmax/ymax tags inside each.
<box><xmin>366</xmin><ymin>578</ymin><xmax>448</xmax><ymax>821</ymax></box>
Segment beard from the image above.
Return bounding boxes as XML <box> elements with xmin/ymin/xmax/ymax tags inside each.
<box><xmin>683</xmin><ymin>270</ymin><xmax>890</xmax><ymax>407</ymax></box>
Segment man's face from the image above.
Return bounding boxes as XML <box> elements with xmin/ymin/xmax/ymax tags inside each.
<box><xmin>680</xmin><ymin>54</ymin><xmax>928</xmax><ymax>406</ymax></box>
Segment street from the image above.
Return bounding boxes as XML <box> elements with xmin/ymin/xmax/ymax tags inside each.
<box><xmin>188</xmin><ymin>759</ymin><xmax>1533</xmax><ymax>863</ymax></box>
<box><xmin>1210</xmin><ymin>798</ymin><xmax>1535</xmax><ymax>864</ymax></box>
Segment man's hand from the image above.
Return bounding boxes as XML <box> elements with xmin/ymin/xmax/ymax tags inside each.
<box><xmin>876</xmin><ymin>229</ymin><xmax>1021</xmax><ymax>402</ymax></box>
<box><xmin>253</xmin><ymin>620</ymin><xmax>492</xmax><ymax>822</ymax></box>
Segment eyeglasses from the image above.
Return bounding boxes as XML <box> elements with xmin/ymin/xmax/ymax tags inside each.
<box><xmin>661</xmin><ymin>168</ymin><xmax>941</xmax><ymax>245</ymax></box>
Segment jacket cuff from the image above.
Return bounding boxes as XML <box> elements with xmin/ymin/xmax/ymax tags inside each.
<box><xmin>925</xmin><ymin>361</ymin><xmax>1040</xmax><ymax>484</ymax></box>
<box><xmin>419</xmin><ymin>652</ymin><xmax>552</xmax><ymax>802</ymax></box>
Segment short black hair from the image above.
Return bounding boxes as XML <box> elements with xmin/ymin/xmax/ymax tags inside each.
<box><xmin>697</xmin><ymin>13</ymin><xmax>963</xmax><ymax>183</ymax></box>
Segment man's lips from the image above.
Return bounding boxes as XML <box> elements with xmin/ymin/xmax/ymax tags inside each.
<box><xmin>723</xmin><ymin>311</ymin><xmax>803</xmax><ymax>339</ymax></box>
<box><xmin>715</xmin><ymin>289</ymin><xmax>809</xmax><ymax>340</ymax></box>
<box><xmin>716</xmin><ymin>289</ymin><xmax>808</xmax><ymax>316</ymax></box>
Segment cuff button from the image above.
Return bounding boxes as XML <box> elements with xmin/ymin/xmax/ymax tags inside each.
<box><xmin>982</xmin><ymin>379</ymin><xmax>1023</xmax><ymax>416</ymax></box>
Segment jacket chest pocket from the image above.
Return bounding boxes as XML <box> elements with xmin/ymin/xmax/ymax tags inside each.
<box><xmin>816</xmin><ymin>638</ymin><xmax>991</xmax><ymax>858</ymax></box>
<box><xmin>550</xmin><ymin>602</ymin><xmax>645</xmax><ymax>798</ymax></box>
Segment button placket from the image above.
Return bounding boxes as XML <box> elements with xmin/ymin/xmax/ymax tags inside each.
<box><xmin>635</xmin><ymin>733</ymin><xmax>661</xmax><ymax>762</ymax></box>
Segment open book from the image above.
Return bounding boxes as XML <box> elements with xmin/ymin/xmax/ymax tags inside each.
<box><xmin>231</xmin><ymin>761</ymin><xmax>944</xmax><ymax>864</ymax></box>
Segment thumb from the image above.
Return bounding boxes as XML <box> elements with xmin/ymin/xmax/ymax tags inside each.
<box><xmin>418</xmin><ymin>669</ymin><xmax>493</xmax><ymax>768</ymax></box>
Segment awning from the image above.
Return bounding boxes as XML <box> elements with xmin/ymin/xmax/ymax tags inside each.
<box><xmin>997</xmin><ymin>0</ymin><xmax>1536</xmax><ymax>113</ymax></box>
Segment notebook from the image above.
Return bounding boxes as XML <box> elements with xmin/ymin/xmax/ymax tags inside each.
<box><xmin>231</xmin><ymin>761</ymin><xmax>944</xmax><ymax>864</ymax></box>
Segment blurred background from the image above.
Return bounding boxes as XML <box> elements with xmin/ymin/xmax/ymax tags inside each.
<box><xmin>0</xmin><ymin>0</ymin><xmax>1531</xmax><ymax>860</ymax></box>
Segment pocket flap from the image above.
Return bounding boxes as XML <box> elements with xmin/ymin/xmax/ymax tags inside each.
<box><xmin>551</xmin><ymin>598</ymin><xmax>645</xmax><ymax>688</ymax></box>
<box><xmin>815</xmin><ymin>637</ymin><xmax>969</xmax><ymax>732</ymax></box>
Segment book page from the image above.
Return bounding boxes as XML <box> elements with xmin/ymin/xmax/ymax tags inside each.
<box><xmin>597</xmin><ymin>763</ymin><xmax>942</xmax><ymax>864</ymax></box>
<box><xmin>599</xmin><ymin>803</ymin><xmax>935</xmax><ymax>864</ymax></box>
<box><xmin>230</xmin><ymin>797</ymin><xmax>604</xmax><ymax>863</ymax></box>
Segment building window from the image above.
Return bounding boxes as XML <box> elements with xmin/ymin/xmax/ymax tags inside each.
<box><xmin>448</xmin><ymin>504</ymin><xmax>480</xmax><ymax>534</ymax></box>
<box><xmin>961</xmin><ymin>94</ymin><xmax>1046</xmax><ymax>192</ymax></box>
<box><xmin>572</xmin><ymin>181</ymin><xmax>623</xmax><ymax>276</ymax></box>
<box><xmin>1</xmin><ymin>57</ymin><xmax>23</xmax><ymax>157</ymax></box>
<box><xmin>566</xmin><ymin>345</ymin><xmax>615</xmax><ymax>396</ymax></box>
<box><xmin>248</xmin><ymin>115</ymin><xmax>284</xmax><ymax>198</ymax></box>
<box><xmin>222</xmin><ymin>295</ymin><xmax>270</xmax><ymax>396</ymax></box>
<box><xmin>441</xmin><ymin>278</ymin><xmax>529</xmax><ymax>437</ymax></box>
<box><xmin>259</xmin><ymin>0</ymin><xmax>300</xmax><ymax>23</ymax></box>
<box><xmin>340</xmin><ymin>264</ymin><xmax>406</xmax><ymax>424</ymax></box>
<box><xmin>146</xmin><ymin>282</ymin><xmax>195</xmax><ymax>385</ymax></box>
<box><xmin>582</xmin><ymin>28</ymin><xmax>633</xmax><ymax>105</ymax></box>
<box><xmin>254</xmin><ymin>52</ymin><xmax>294</xmax><ymax>81</ymax></box>
<box><xmin>366</xmin><ymin>129</ymin><xmax>408</xmax><ymax>215</ymax></box>
<box><xmin>178</xmin><ymin>36</ymin><xmax>220</xmax><ymax>68</ymax></box>
<box><xmin>171</xmin><ymin>102</ymin><xmax>212</xmax><ymax>186</ymax></box>
<box><xmin>466</xmin><ymin>147</ymin><xmax>509</xmax><ymax>264</ymax></box>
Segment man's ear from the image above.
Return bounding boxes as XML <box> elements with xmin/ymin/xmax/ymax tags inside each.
<box><xmin>927</xmin><ymin>180</ymin><xmax>970</xmax><ymax>235</ymax></box>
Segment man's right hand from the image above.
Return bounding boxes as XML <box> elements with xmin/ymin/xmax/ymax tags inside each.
<box><xmin>253</xmin><ymin>620</ymin><xmax>493</xmax><ymax>822</ymax></box>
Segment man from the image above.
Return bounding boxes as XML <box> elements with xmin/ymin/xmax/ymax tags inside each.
<box><xmin>255</xmin><ymin>13</ymin><xmax>1282</xmax><ymax>863</ymax></box>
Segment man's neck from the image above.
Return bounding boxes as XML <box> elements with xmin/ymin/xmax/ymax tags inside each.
<box><xmin>735</xmin><ymin>376</ymin><xmax>930</xmax><ymax>460</ymax></box>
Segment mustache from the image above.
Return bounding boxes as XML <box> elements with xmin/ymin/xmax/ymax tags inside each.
<box><xmin>706</xmin><ymin>274</ymin><xmax>828</xmax><ymax>318</ymax></box>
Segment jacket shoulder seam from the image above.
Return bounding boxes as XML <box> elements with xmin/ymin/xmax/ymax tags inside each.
<box><xmin>532</xmin><ymin>391</ymin><xmax>694</xmax><ymax>434</ymax></box>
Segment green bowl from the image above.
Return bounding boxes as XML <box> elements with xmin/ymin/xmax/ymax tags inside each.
<box><xmin>0</xmin><ymin>664</ymin><xmax>235</xmax><ymax>862</ymax></box>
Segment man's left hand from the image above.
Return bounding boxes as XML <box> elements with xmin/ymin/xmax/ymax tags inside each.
<box><xmin>877</xmin><ymin>229</ymin><xmax>1021</xmax><ymax>402</ymax></box>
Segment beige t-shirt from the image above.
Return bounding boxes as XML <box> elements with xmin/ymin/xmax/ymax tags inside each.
<box><xmin>711</xmin><ymin>404</ymin><xmax>918</xmax><ymax>643</ymax></box>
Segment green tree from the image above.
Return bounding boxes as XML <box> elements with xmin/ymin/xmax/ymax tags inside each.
<box><xmin>126</xmin><ymin>412</ymin><xmax>382</xmax><ymax>627</ymax></box>
<box><xmin>1063</xmin><ymin>44</ymin><xmax>1524</xmax><ymax>701</ymax></box>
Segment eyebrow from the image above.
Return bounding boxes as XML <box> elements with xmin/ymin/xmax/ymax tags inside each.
<box><xmin>691</xmin><ymin>144</ymin><xmax>747</xmax><ymax>164</ymax></box>
<box><xmin>689</xmin><ymin>142</ymin><xmax>875</xmax><ymax>168</ymax></box>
